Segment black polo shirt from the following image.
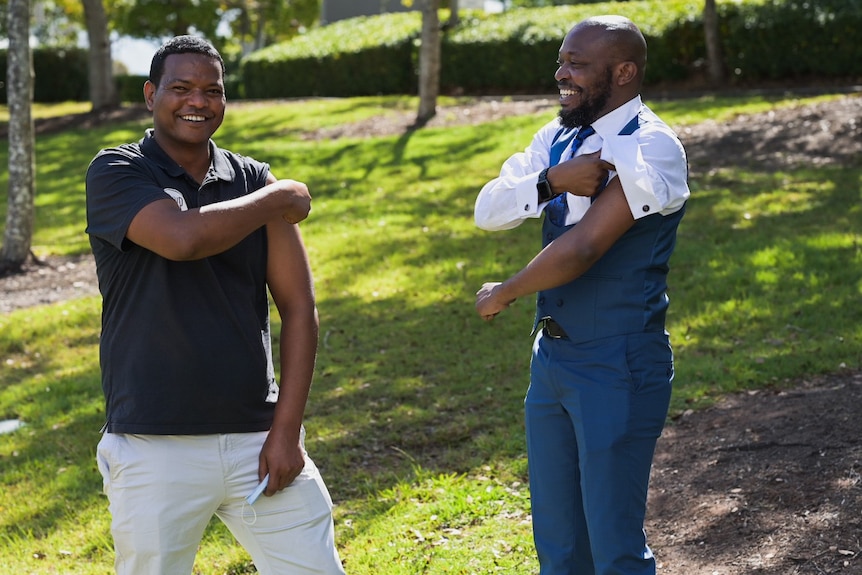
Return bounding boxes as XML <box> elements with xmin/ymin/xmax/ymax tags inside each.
<box><xmin>85</xmin><ymin>130</ymin><xmax>278</xmax><ymax>434</ymax></box>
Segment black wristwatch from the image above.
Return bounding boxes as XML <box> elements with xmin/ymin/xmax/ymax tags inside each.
<box><xmin>537</xmin><ymin>168</ymin><xmax>553</xmax><ymax>203</ymax></box>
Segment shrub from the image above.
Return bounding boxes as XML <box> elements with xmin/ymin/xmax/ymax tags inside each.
<box><xmin>241</xmin><ymin>12</ymin><xmax>421</xmax><ymax>98</ymax></box>
<box><xmin>721</xmin><ymin>0</ymin><xmax>862</xmax><ymax>82</ymax></box>
<box><xmin>5</xmin><ymin>0</ymin><xmax>861</xmax><ymax>103</ymax></box>
<box><xmin>115</xmin><ymin>75</ymin><xmax>147</xmax><ymax>103</ymax></box>
<box><xmin>440</xmin><ymin>2</ymin><xmax>704</xmax><ymax>94</ymax></box>
<box><xmin>0</xmin><ymin>47</ymin><xmax>89</xmax><ymax>104</ymax></box>
<box><xmin>240</xmin><ymin>0</ymin><xmax>862</xmax><ymax>98</ymax></box>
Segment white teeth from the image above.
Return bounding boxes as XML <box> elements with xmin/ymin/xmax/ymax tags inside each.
<box><xmin>181</xmin><ymin>115</ymin><xmax>206</xmax><ymax>122</ymax></box>
<box><xmin>559</xmin><ymin>89</ymin><xmax>577</xmax><ymax>97</ymax></box>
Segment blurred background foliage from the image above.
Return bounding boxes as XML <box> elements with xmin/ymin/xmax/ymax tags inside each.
<box><xmin>0</xmin><ymin>0</ymin><xmax>860</xmax><ymax>103</ymax></box>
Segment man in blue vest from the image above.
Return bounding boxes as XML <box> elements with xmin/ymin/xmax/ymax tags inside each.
<box><xmin>474</xmin><ymin>16</ymin><xmax>689</xmax><ymax>575</ymax></box>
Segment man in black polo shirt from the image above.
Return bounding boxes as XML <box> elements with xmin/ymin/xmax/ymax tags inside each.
<box><xmin>86</xmin><ymin>35</ymin><xmax>345</xmax><ymax>575</ymax></box>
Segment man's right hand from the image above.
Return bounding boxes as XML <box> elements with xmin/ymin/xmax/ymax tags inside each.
<box><xmin>271</xmin><ymin>179</ymin><xmax>312</xmax><ymax>224</ymax></box>
<box><xmin>548</xmin><ymin>151</ymin><xmax>614</xmax><ymax>197</ymax></box>
<box><xmin>476</xmin><ymin>282</ymin><xmax>515</xmax><ymax>321</ymax></box>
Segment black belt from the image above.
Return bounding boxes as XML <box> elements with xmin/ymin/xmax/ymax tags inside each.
<box><xmin>540</xmin><ymin>317</ymin><xmax>569</xmax><ymax>340</ymax></box>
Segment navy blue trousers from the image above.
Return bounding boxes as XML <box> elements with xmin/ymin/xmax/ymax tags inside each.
<box><xmin>526</xmin><ymin>331</ymin><xmax>673</xmax><ymax>575</ymax></box>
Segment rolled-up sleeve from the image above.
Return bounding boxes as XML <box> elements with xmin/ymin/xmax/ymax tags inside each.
<box><xmin>603</xmin><ymin>124</ymin><xmax>689</xmax><ymax>219</ymax></box>
<box><xmin>86</xmin><ymin>150</ymin><xmax>171</xmax><ymax>250</ymax></box>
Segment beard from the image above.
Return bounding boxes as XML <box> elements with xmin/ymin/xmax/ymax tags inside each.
<box><xmin>558</xmin><ymin>67</ymin><xmax>613</xmax><ymax>130</ymax></box>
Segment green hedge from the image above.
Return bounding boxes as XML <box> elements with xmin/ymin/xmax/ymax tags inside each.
<box><xmin>4</xmin><ymin>0</ymin><xmax>861</xmax><ymax>104</ymax></box>
<box><xmin>241</xmin><ymin>0</ymin><xmax>706</xmax><ymax>97</ymax></box>
<box><xmin>241</xmin><ymin>0</ymin><xmax>862</xmax><ymax>98</ymax></box>
<box><xmin>242</xmin><ymin>12</ymin><xmax>421</xmax><ymax>98</ymax></box>
<box><xmin>115</xmin><ymin>75</ymin><xmax>147</xmax><ymax>103</ymax></box>
<box><xmin>0</xmin><ymin>47</ymin><xmax>89</xmax><ymax>104</ymax></box>
<box><xmin>721</xmin><ymin>0</ymin><xmax>862</xmax><ymax>81</ymax></box>
<box><xmin>440</xmin><ymin>1</ymin><xmax>704</xmax><ymax>93</ymax></box>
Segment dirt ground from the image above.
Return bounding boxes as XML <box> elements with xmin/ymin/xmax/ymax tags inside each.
<box><xmin>2</xmin><ymin>92</ymin><xmax>861</xmax><ymax>574</ymax></box>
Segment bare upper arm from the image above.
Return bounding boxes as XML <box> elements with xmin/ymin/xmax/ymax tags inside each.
<box><xmin>263</xmin><ymin>169</ymin><xmax>314</xmax><ymax>313</ymax></box>
<box><xmin>558</xmin><ymin>176</ymin><xmax>635</xmax><ymax>263</ymax></box>
<box><xmin>126</xmin><ymin>198</ymin><xmax>194</xmax><ymax>260</ymax></box>
<box><xmin>126</xmin><ymin>171</ymin><xmax>283</xmax><ymax>262</ymax></box>
<box><xmin>266</xmin><ymin>219</ymin><xmax>316</xmax><ymax>318</ymax></box>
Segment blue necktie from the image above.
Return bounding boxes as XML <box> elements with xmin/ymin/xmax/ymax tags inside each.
<box><xmin>546</xmin><ymin>125</ymin><xmax>595</xmax><ymax>226</ymax></box>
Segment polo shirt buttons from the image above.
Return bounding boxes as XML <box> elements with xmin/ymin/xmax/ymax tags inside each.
<box><xmin>642</xmin><ymin>205</ymin><xmax>650</xmax><ymax>212</ymax></box>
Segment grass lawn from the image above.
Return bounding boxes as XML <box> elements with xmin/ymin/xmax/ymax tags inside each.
<box><xmin>0</xmin><ymin>92</ymin><xmax>859</xmax><ymax>573</ymax></box>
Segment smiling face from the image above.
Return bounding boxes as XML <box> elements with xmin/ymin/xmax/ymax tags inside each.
<box><xmin>144</xmin><ymin>52</ymin><xmax>226</xmax><ymax>158</ymax></box>
<box><xmin>554</xmin><ymin>17</ymin><xmax>645</xmax><ymax>129</ymax></box>
<box><xmin>557</xmin><ymin>59</ymin><xmax>614</xmax><ymax>130</ymax></box>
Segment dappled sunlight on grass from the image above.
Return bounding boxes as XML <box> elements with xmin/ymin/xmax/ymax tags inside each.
<box><xmin>0</xmin><ymin>101</ymin><xmax>92</xmax><ymax>123</ymax></box>
<box><xmin>339</xmin><ymin>469</ymin><xmax>536</xmax><ymax>573</ymax></box>
<box><xmin>668</xmin><ymin>164</ymin><xmax>861</xmax><ymax>411</ymax></box>
<box><xmin>0</xmin><ymin>300</ymin><xmax>109</xmax><ymax>571</ymax></box>
<box><xmin>2</xmin><ymin>94</ymin><xmax>860</xmax><ymax>574</ymax></box>
<box><xmin>219</xmin><ymin>96</ymin><xmax>437</xmax><ymax>142</ymax></box>
<box><xmin>648</xmin><ymin>92</ymin><xmax>845</xmax><ymax>127</ymax></box>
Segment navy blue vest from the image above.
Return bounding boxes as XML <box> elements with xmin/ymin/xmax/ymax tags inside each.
<box><xmin>534</xmin><ymin>116</ymin><xmax>686</xmax><ymax>343</ymax></box>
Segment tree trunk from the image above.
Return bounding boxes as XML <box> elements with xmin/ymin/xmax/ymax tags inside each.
<box><xmin>447</xmin><ymin>0</ymin><xmax>459</xmax><ymax>28</ymax></box>
<box><xmin>255</xmin><ymin>1</ymin><xmax>267</xmax><ymax>51</ymax></box>
<box><xmin>704</xmin><ymin>0</ymin><xmax>724</xmax><ymax>86</ymax></box>
<box><xmin>416</xmin><ymin>0</ymin><xmax>441</xmax><ymax>125</ymax></box>
<box><xmin>238</xmin><ymin>4</ymin><xmax>255</xmax><ymax>56</ymax></box>
<box><xmin>2</xmin><ymin>0</ymin><xmax>37</xmax><ymax>274</ymax></box>
<box><xmin>82</xmin><ymin>0</ymin><xmax>119</xmax><ymax>111</ymax></box>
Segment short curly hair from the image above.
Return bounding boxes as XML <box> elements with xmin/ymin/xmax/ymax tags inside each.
<box><xmin>148</xmin><ymin>35</ymin><xmax>225</xmax><ymax>88</ymax></box>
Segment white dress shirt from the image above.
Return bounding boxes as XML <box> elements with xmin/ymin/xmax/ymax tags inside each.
<box><xmin>474</xmin><ymin>96</ymin><xmax>690</xmax><ymax>231</ymax></box>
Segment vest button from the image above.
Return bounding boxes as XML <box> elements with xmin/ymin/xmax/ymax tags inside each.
<box><xmin>538</xmin><ymin>297</ymin><xmax>545</xmax><ymax>305</ymax></box>
<box><xmin>556</xmin><ymin>299</ymin><xmax>564</xmax><ymax>307</ymax></box>
<box><xmin>546</xmin><ymin>232</ymin><xmax>554</xmax><ymax>241</ymax></box>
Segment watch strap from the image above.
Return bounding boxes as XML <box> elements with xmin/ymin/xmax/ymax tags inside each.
<box><xmin>536</xmin><ymin>168</ymin><xmax>553</xmax><ymax>203</ymax></box>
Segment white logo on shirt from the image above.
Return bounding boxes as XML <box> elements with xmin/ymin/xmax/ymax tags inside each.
<box><xmin>163</xmin><ymin>188</ymin><xmax>188</xmax><ymax>211</ymax></box>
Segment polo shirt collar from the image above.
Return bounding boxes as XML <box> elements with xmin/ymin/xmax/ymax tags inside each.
<box><xmin>208</xmin><ymin>140</ymin><xmax>236</xmax><ymax>182</ymax></box>
<box><xmin>140</xmin><ymin>129</ymin><xmax>236</xmax><ymax>183</ymax></box>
